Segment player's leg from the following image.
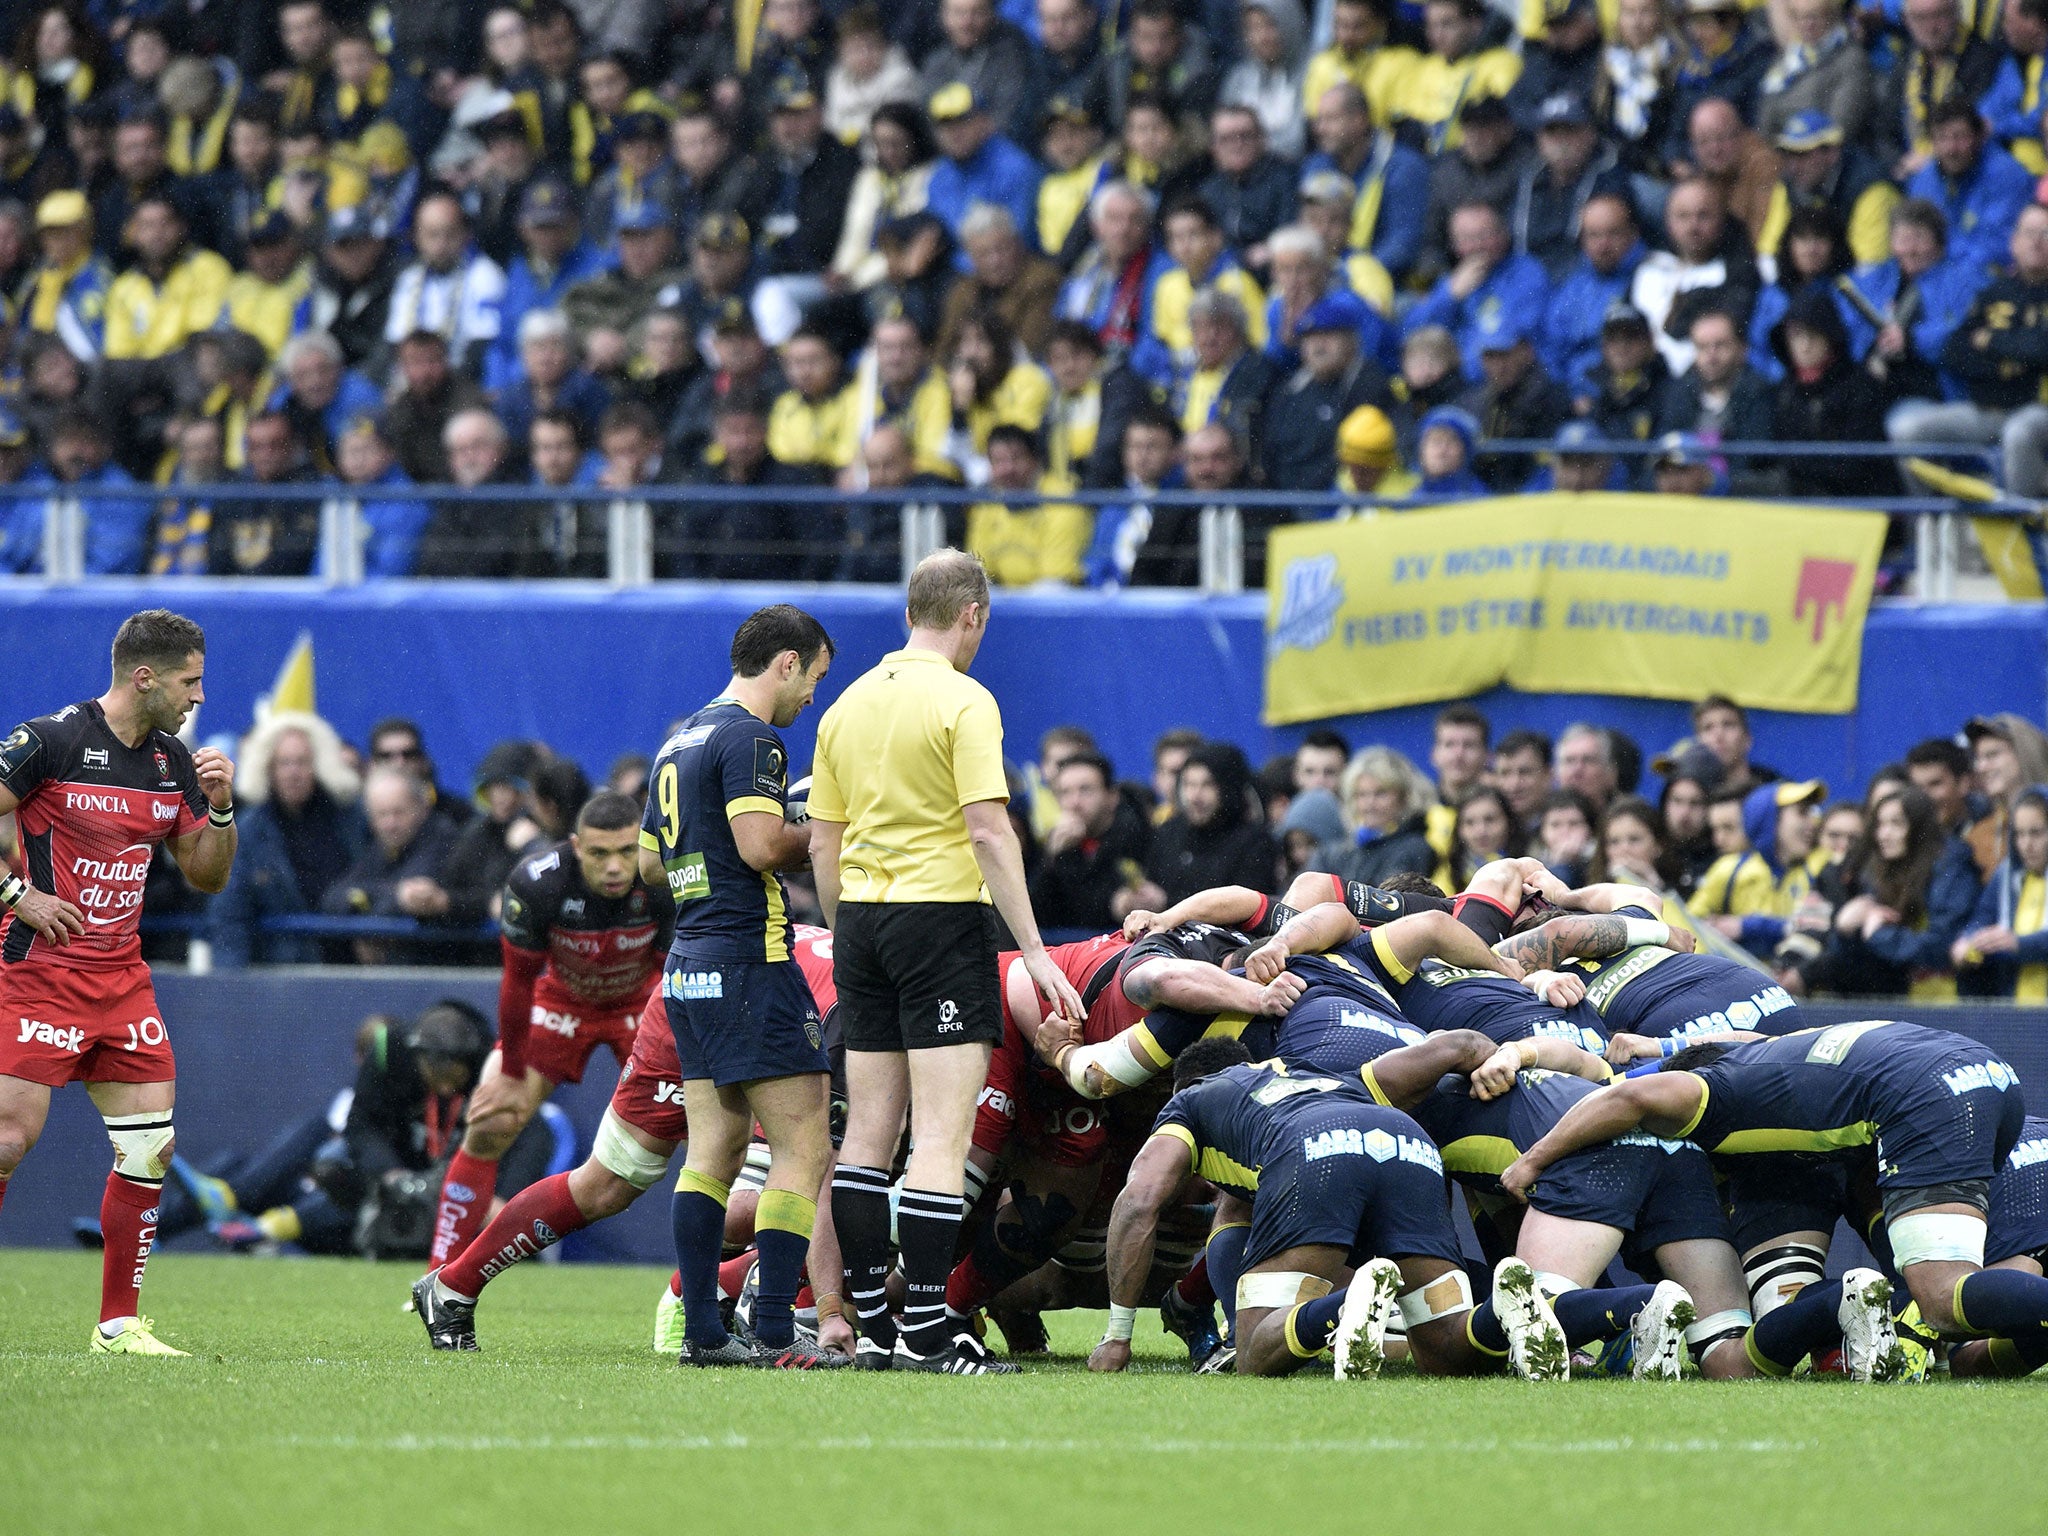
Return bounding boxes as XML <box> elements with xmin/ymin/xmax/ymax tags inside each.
<box><xmin>738</xmin><ymin>1069</ymin><xmax>833</xmax><ymax>1351</ymax></box>
<box><xmin>834</xmin><ymin>1047</ymin><xmax>909</xmax><ymax>1360</ymax></box>
<box><xmin>0</xmin><ymin>1072</ymin><xmax>53</xmax><ymax>1218</ymax></box>
<box><xmin>673</xmin><ymin>1076</ymin><xmax>755</xmax><ymax>1357</ymax></box>
<box><xmin>1895</xmin><ymin>1200</ymin><xmax>2048</xmax><ymax>1344</ymax></box>
<box><xmin>1232</xmin><ymin>1244</ymin><xmax>1350</xmax><ymax>1376</ymax></box>
<box><xmin>1205</xmin><ymin>1193</ymin><xmax>1254</xmax><ymax>1343</ymax></box>
<box><xmin>428</xmin><ymin>1049</ymin><xmax>547</xmax><ymax>1270</ymax></box>
<box><xmin>1655</xmin><ymin>1238</ymin><xmax>1758</xmax><ymax>1379</ymax></box>
<box><xmin>947</xmin><ymin>1156</ymin><xmax>1100</xmax><ymax>1322</ymax></box>
<box><xmin>898</xmin><ymin>1038</ymin><xmax>998</xmax><ymax>1362</ymax></box>
<box><xmin>1949</xmin><ymin>1256</ymin><xmax>2048</xmax><ymax>1377</ymax></box>
<box><xmin>83</xmin><ymin>1077</ymin><xmax>183</xmax><ymax>1354</ymax></box>
<box><xmin>1474</xmin><ymin>1208</ymin><xmax>1653</xmax><ymax>1376</ymax></box>
<box><xmin>1390</xmin><ymin>1254</ymin><xmax>1489</xmax><ymax>1377</ymax></box>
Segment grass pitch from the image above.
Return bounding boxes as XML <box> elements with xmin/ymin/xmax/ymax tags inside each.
<box><xmin>3</xmin><ymin>1251</ymin><xmax>2045</xmax><ymax>1536</ymax></box>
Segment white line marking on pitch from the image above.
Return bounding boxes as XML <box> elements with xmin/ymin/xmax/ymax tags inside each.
<box><xmin>279</xmin><ymin>1434</ymin><xmax>1815</xmax><ymax>1456</ymax></box>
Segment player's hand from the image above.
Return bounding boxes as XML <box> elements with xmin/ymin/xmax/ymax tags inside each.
<box><xmin>1030</xmin><ymin>1003</ymin><xmax>1081</xmax><ymax>1063</ymax></box>
<box><xmin>1255</xmin><ymin>969</ymin><xmax>1306</xmax><ymax>1016</ymax></box>
<box><xmin>1521</xmin><ymin>969</ymin><xmax>1584</xmax><ymax>1007</ymax></box>
<box><xmin>1518</xmin><ymin>863</ymin><xmax>1572</xmax><ymax>908</ymax></box>
<box><xmin>10</xmin><ymin>886</ymin><xmax>85</xmax><ymax>945</ymax></box>
<box><xmin>1469</xmin><ymin>1046</ymin><xmax>1522</xmax><ymax>1100</ymax></box>
<box><xmin>1243</xmin><ymin>937</ymin><xmax>1290</xmax><ymax>985</ymax></box>
<box><xmin>1087</xmin><ymin>1337</ymin><xmax>1132</xmax><ymax>1373</ymax></box>
<box><xmin>816</xmin><ymin>1311</ymin><xmax>856</xmax><ymax>1359</ymax></box>
<box><xmin>1604</xmin><ymin>1032</ymin><xmax>1659</xmax><ymax>1067</ymax></box>
<box><xmin>191</xmin><ymin>746</ymin><xmax>236</xmax><ymax>809</ymax></box>
<box><xmin>1120</xmin><ymin>909</ymin><xmax>1168</xmax><ymax>940</ymax></box>
<box><xmin>1500</xmin><ymin>1157</ymin><xmax>1537</xmax><ymax>1203</ymax></box>
<box><xmin>1663</xmin><ymin>925</ymin><xmax>1698</xmax><ymax>953</ymax></box>
<box><xmin>1024</xmin><ymin>949</ymin><xmax>1087</xmax><ymax>1026</ymax></box>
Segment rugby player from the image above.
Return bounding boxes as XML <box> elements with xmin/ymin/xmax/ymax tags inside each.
<box><xmin>642</xmin><ymin>604</ymin><xmax>844</xmax><ymax>1367</ymax></box>
<box><xmin>414</xmin><ymin>924</ymin><xmax>855</xmax><ymax>1363</ymax></box>
<box><xmin>1946</xmin><ymin>1116</ymin><xmax>2048</xmax><ymax>1378</ymax></box>
<box><xmin>1503</xmin><ymin>1020</ymin><xmax>2047</xmax><ymax>1380</ymax></box>
<box><xmin>1095</xmin><ymin>1036</ymin><xmax>1507</xmax><ymax>1379</ymax></box>
<box><xmin>0</xmin><ymin>610</ymin><xmax>237</xmax><ymax>1355</ymax></box>
<box><xmin>424</xmin><ymin>791</ymin><xmax>671</xmax><ymax>1277</ymax></box>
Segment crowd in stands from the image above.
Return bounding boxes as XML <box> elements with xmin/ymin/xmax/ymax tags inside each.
<box><xmin>1</xmin><ymin>0</ymin><xmax>2046</xmax><ymax>584</ymax></box>
<box><xmin>31</xmin><ymin>689</ymin><xmax>2048</xmax><ymax>1003</ymax></box>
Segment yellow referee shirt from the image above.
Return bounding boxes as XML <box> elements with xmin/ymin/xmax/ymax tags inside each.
<box><xmin>807</xmin><ymin>648</ymin><xmax>1010</xmax><ymax>905</ymax></box>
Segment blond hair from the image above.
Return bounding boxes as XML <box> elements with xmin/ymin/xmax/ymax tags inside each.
<box><xmin>237</xmin><ymin>710</ymin><xmax>362</xmax><ymax>805</ymax></box>
<box><xmin>906</xmin><ymin>548</ymin><xmax>990</xmax><ymax>629</ymax></box>
<box><xmin>1339</xmin><ymin>745</ymin><xmax>1434</xmax><ymax>833</ymax></box>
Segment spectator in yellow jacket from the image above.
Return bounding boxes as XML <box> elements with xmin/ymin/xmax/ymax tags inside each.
<box><xmin>966</xmin><ymin>423</ymin><xmax>1091</xmax><ymax>586</ymax></box>
<box><xmin>103</xmin><ymin>195</ymin><xmax>230</xmax><ymax>359</ymax></box>
<box><xmin>1695</xmin><ymin>779</ymin><xmax>1829</xmax><ymax>956</ymax></box>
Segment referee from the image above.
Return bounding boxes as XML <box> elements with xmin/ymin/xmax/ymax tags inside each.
<box><xmin>809</xmin><ymin>549</ymin><xmax>1086</xmax><ymax>1374</ymax></box>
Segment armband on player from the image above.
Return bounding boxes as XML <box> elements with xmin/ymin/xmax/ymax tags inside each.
<box><xmin>1622</xmin><ymin>917</ymin><xmax>1670</xmax><ymax>950</ymax></box>
<box><xmin>1063</xmin><ymin>1036</ymin><xmax>1159</xmax><ymax>1099</ymax></box>
<box><xmin>0</xmin><ymin>872</ymin><xmax>24</xmax><ymax>908</ymax></box>
<box><xmin>1103</xmin><ymin>1302</ymin><xmax>1137</xmax><ymax>1342</ymax></box>
<box><xmin>208</xmin><ymin>803</ymin><xmax>235</xmax><ymax>828</ymax></box>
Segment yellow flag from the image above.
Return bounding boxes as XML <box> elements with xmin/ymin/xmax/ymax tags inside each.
<box><xmin>262</xmin><ymin>631</ymin><xmax>316</xmax><ymax>718</ymax></box>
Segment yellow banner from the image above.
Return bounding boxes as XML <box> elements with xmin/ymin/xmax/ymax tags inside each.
<box><xmin>1264</xmin><ymin>494</ymin><xmax>1888</xmax><ymax>724</ymax></box>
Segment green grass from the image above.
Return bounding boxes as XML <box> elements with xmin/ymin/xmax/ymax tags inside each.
<box><xmin>2</xmin><ymin>1250</ymin><xmax>2045</xmax><ymax>1536</ymax></box>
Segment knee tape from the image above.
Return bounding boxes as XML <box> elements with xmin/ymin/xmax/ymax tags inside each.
<box><xmin>1237</xmin><ymin>1270</ymin><xmax>1333</xmax><ymax>1314</ymax></box>
<box><xmin>591</xmin><ymin>1109</ymin><xmax>673</xmax><ymax>1191</ymax></box>
<box><xmin>104</xmin><ymin>1113</ymin><xmax>174</xmax><ymax>1184</ymax></box>
<box><xmin>1397</xmin><ymin>1268</ymin><xmax>1474</xmax><ymax>1328</ymax></box>
<box><xmin>1533</xmin><ymin>1270</ymin><xmax>1581</xmax><ymax>1302</ymax></box>
<box><xmin>1684</xmin><ymin>1308</ymin><xmax>1753</xmax><ymax>1364</ymax></box>
<box><xmin>1744</xmin><ymin>1242</ymin><xmax>1827</xmax><ymax>1317</ymax></box>
<box><xmin>1888</xmin><ymin>1211</ymin><xmax>1988</xmax><ymax>1270</ymax></box>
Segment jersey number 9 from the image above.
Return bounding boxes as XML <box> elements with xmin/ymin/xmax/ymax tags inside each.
<box><xmin>656</xmin><ymin>761</ymin><xmax>682</xmax><ymax>850</ymax></box>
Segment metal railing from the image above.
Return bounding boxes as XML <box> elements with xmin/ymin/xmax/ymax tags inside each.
<box><xmin>4</xmin><ymin>438</ymin><xmax>2030</xmax><ymax>598</ymax></box>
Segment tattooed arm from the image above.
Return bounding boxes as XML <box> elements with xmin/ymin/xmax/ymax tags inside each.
<box><xmin>1493</xmin><ymin>910</ymin><xmax>1690</xmax><ymax>972</ymax></box>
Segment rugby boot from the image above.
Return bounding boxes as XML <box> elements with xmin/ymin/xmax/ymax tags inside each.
<box><xmin>1629</xmin><ymin>1281</ymin><xmax>1696</xmax><ymax>1380</ymax></box>
<box><xmin>1194</xmin><ymin>1344</ymin><xmax>1238</xmax><ymax>1375</ymax></box>
<box><xmin>892</xmin><ymin>1331</ymin><xmax>1021</xmax><ymax>1374</ymax></box>
<box><xmin>988</xmin><ymin>1304</ymin><xmax>1052</xmax><ymax>1358</ymax></box>
<box><xmin>1494</xmin><ymin>1258</ymin><xmax>1569</xmax><ymax>1381</ymax></box>
<box><xmin>653</xmin><ymin>1284</ymin><xmax>686</xmax><ymax>1355</ymax></box>
<box><xmin>1159</xmin><ymin>1286</ymin><xmax>1221</xmax><ymax>1368</ymax></box>
<box><xmin>679</xmin><ymin>1332</ymin><xmax>769</xmax><ymax>1367</ymax></box>
<box><xmin>411</xmin><ymin>1271</ymin><xmax>479</xmax><ymax>1352</ymax></box>
<box><xmin>1333</xmin><ymin>1257</ymin><xmax>1403</xmax><ymax>1381</ymax></box>
<box><xmin>90</xmin><ymin>1317</ymin><xmax>189</xmax><ymax>1356</ymax></box>
<box><xmin>1838</xmin><ymin>1268</ymin><xmax>1909</xmax><ymax>1382</ymax></box>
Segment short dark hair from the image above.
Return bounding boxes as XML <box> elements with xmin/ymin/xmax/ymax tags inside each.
<box><xmin>1663</xmin><ymin>1040</ymin><xmax>1736</xmax><ymax>1073</ymax></box>
<box><xmin>1124</xmin><ymin>402</ymin><xmax>1181</xmax><ymax>443</ymax></box>
<box><xmin>985</xmin><ymin>422</ymin><xmax>1039</xmax><ymax>459</ymax></box>
<box><xmin>1172</xmin><ymin>1034</ymin><xmax>1252</xmax><ymax>1088</ymax></box>
<box><xmin>1041</xmin><ymin>724</ymin><xmax>1097</xmax><ymax>760</ymax></box>
<box><xmin>1892</xmin><ymin>196</ymin><xmax>1949</xmax><ymax>248</ymax></box>
<box><xmin>1496</xmin><ymin>727</ymin><xmax>1553</xmax><ymax>767</ymax></box>
<box><xmin>531</xmin><ymin>408</ymin><xmax>584</xmax><ymax>446</ymax></box>
<box><xmin>1434</xmin><ymin>702</ymin><xmax>1491</xmax><ymax>748</ymax></box>
<box><xmin>369</xmin><ymin>717</ymin><xmax>423</xmax><ymax>750</ymax></box>
<box><xmin>1045</xmin><ymin>319</ymin><xmax>1103</xmax><ymax>355</ymax></box>
<box><xmin>598</xmin><ymin>400</ymin><xmax>660</xmax><ymax>440</ymax></box>
<box><xmin>1299</xmin><ymin>728</ymin><xmax>1351</xmax><ymax>758</ymax></box>
<box><xmin>1707</xmin><ymin>785</ymin><xmax>1750</xmax><ymax>810</ymax></box>
<box><xmin>1905</xmin><ymin>737</ymin><xmax>1971</xmax><ymax>778</ymax></box>
<box><xmin>1690</xmin><ymin>694</ymin><xmax>1748</xmax><ymax>730</ymax></box>
<box><xmin>1161</xmin><ymin>194</ymin><xmax>1220</xmax><ymax>230</ymax></box>
<box><xmin>576</xmin><ymin>789</ymin><xmax>642</xmax><ymax>832</ymax></box>
<box><xmin>731</xmin><ymin>603</ymin><xmax>834</xmax><ymax>676</ymax></box>
<box><xmin>1054</xmin><ymin>749</ymin><xmax>1114</xmax><ymax>789</ymax></box>
<box><xmin>112</xmin><ymin>609</ymin><xmax>205</xmax><ymax>675</ymax></box>
<box><xmin>1379</xmin><ymin>870</ymin><xmax>1447</xmax><ymax>897</ymax></box>
<box><xmin>532</xmin><ymin>757</ymin><xmax>591</xmax><ymax>820</ymax></box>
<box><xmin>50</xmin><ymin>408</ymin><xmax>106</xmax><ymax>446</ymax></box>
<box><xmin>1153</xmin><ymin>727</ymin><xmax>1205</xmax><ymax>764</ymax></box>
<box><xmin>1928</xmin><ymin>96</ymin><xmax>1983</xmax><ymax>135</ymax></box>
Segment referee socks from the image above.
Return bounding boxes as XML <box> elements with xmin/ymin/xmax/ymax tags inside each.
<box><xmin>831</xmin><ymin>1165</ymin><xmax>897</xmax><ymax>1349</ymax></box>
<box><xmin>897</xmin><ymin>1187</ymin><xmax>966</xmax><ymax>1355</ymax></box>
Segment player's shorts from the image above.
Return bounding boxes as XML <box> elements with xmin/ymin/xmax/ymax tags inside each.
<box><xmin>1243</xmin><ymin>1102</ymin><xmax>1463</xmax><ymax>1272</ymax></box>
<box><xmin>1273</xmin><ymin>990</ymin><xmax>1423</xmax><ymax>1077</ymax></box>
<box><xmin>0</xmin><ymin>960</ymin><xmax>172</xmax><ymax>1086</ymax></box>
<box><xmin>1987</xmin><ymin>1135</ymin><xmax>2048</xmax><ymax>1267</ymax></box>
<box><xmin>609</xmin><ymin>995</ymin><xmax>689</xmax><ymax>1144</ymax></box>
<box><xmin>665</xmin><ymin>954</ymin><xmax>829</xmax><ymax>1087</ymax></box>
<box><xmin>522</xmin><ymin>976</ymin><xmax>642</xmax><ymax>1086</ymax></box>
<box><xmin>1721</xmin><ymin>1151</ymin><xmax>1857</xmax><ymax>1252</ymax></box>
<box><xmin>833</xmin><ymin>901</ymin><xmax>1000</xmax><ymax>1052</ymax></box>
<box><xmin>1875</xmin><ymin>1057</ymin><xmax>2027</xmax><ymax>1191</ymax></box>
<box><xmin>1531</xmin><ymin>1138</ymin><xmax>1730</xmax><ymax>1264</ymax></box>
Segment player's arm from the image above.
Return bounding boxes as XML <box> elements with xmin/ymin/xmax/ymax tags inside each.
<box><xmin>0</xmin><ymin>780</ymin><xmax>84</xmax><ymax>945</ymax></box>
<box><xmin>1524</xmin><ymin>870</ymin><xmax>1662</xmax><ymax>917</ymax></box>
<box><xmin>1242</xmin><ymin>900</ymin><xmax>1361</xmax><ymax>981</ymax></box>
<box><xmin>730</xmin><ymin>811</ymin><xmax>809</xmax><ymax>872</ymax></box>
<box><xmin>1469</xmin><ymin>1037</ymin><xmax>1613</xmax><ymax>1099</ymax></box>
<box><xmin>165</xmin><ymin>745</ymin><xmax>238</xmax><ymax>894</ymax></box>
<box><xmin>1374</xmin><ymin>908</ymin><xmax>1521</xmax><ymax>979</ymax></box>
<box><xmin>1091</xmin><ymin>1131</ymin><xmax>1190</xmax><ymax>1372</ymax></box>
<box><xmin>1494</xmin><ymin>910</ymin><xmax>1688</xmax><ymax>973</ymax></box>
<box><xmin>808</xmin><ymin>816</ymin><xmax>845</xmax><ymax>928</ymax></box>
<box><xmin>964</xmin><ymin>798</ymin><xmax>1085</xmax><ymax>1024</ymax></box>
<box><xmin>1358</xmin><ymin>1029</ymin><xmax>1497</xmax><ymax>1109</ymax></box>
<box><xmin>1120</xmin><ymin>955</ymin><xmax>1301</xmax><ymax>1020</ymax></box>
<box><xmin>1501</xmin><ymin>1071</ymin><xmax>1707</xmax><ymax>1200</ymax></box>
<box><xmin>724</xmin><ymin>725</ymin><xmax>810</xmax><ymax>871</ymax></box>
<box><xmin>1121</xmin><ymin>884</ymin><xmax>1269</xmax><ymax>939</ymax></box>
<box><xmin>494</xmin><ymin>910</ymin><xmax>549</xmax><ymax>1082</ymax></box>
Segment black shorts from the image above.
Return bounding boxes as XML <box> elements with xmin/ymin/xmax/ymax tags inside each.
<box><xmin>1244</xmin><ymin>1102</ymin><xmax>1464</xmax><ymax>1271</ymax></box>
<box><xmin>833</xmin><ymin>901</ymin><xmax>1001</xmax><ymax>1052</ymax></box>
<box><xmin>1532</xmin><ymin>1138</ymin><xmax>1731</xmax><ymax>1267</ymax></box>
<box><xmin>664</xmin><ymin>955</ymin><xmax>828</xmax><ymax>1088</ymax></box>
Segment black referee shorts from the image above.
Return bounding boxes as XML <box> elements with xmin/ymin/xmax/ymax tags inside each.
<box><xmin>833</xmin><ymin>901</ymin><xmax>1001</xmax><ymax>1052</ymax></box>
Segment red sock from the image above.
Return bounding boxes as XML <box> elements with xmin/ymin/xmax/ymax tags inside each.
<box><xmin>718</xmin><ymin>1249</ymin><xmax>757</xmax><ymax>1300</ymax></box>
<box><xmin>439</xmin><ymin>1172</ymin><xmax>588</xmax><ymax>1299</ymax></box>
<box><xmin>794</xmin><ymin>1282</ymin><xmax>815</xmax><ymax>1310</ymax></box>
<box><xmin>0</xmin><ymin>1173</ymin><xmax>10</xmax><ymax>1216</ymax></box>
<box><xmin>430</xmin><ymin>1150</ymin><xmax>500</xmax><ymax>1269</ymax></box>
<box><xmin>945</xmin><ymin>1252</ymin><xmax>994</xmax><ymax>1314</ymax></box>
<box><xmin>668</xmin><ymin>1268</ymin><xmax>682</xmax><ymax>1297</ymax></box>
<box><xmin>99</xmin><ymin>1173</ymin><xmax>160</xmax><ymax>1323</ymax></box>
<box><xmin>1175</xmin><ymin>1254</ymin><xmax>1213</xmax><ymax>1307</ymax></box>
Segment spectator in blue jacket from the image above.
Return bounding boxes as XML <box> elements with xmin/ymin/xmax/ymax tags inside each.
<box><xmin>1541</xmin><ymin>193</ymin><xmax>1646</xmax><ymax>397</ymax></box>
<box><xmin>1404</xmin><ymin>201</ymin><xmax>1554</xmax><ymax>383</ymax></box>
<box><xmin>208</xmin><ymin>711</ymin><xmax>366</xmax><ymax>968</ymax></box>
<box><xmin>271</xmin><ymin>332</ymin><xmax>383</xmax><ymax>474</ymax></box>
<box><xmin>485</xmin><ymin>177</ymin><xmax>615</xmax><ymax>393</ymax></box>
<box><xmin>1842</xmin><ymin>196</ymin><xmax>1977</xmax><ymax>407</ymax></box>
<box><xmin>1953</xmin><ymin>785</ymin><xmax>2048</xmax><ymax>997</ymax></box>
<box><xmin>1983</xmin><ymin>0</ymin><xmax>2048</xmax><ymax>176</ymax></box>
<box><xmin>926</xmin><ymin>83</ymin><xmax>1043</xmax><ymax>268</ymax></box>
<box><xmin>1300</xmin><ymin>81</ymin><xmax>1429</xmax><ymax>283</ymax></box>
<box><xmin>326</xmin><ymin>418</ymin><xmax>433</xmax><ymax>580</ymax></box>
<box><xmin>1904</xmin><ymin>97</ymin><xmax>2035</xmax><ymax>280</ymax></box>
<box><xmin>496</xmin><ymin>308</ymin><xmax>611</xmax><ymax>451</ymax></box>
<box><xmin>1055</xmin><ymin>179</ymin><xmax>1170</xmax><ymax>361</ymax></box>
<box><xmin>0</xmin><ymin>411</ymin><xmax>143</xmax><ymax>574</ymax></box>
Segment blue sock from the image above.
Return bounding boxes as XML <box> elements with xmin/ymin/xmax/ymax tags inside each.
<box><xmin>1208</xmin><ymin>1224</ymin><xmax>1250</xmax><ymax>1340</ymax></box>
<box><xmin>1286</xmin><ymin>1291</ymin><xmax>1348</xmax><ymax>1357</ymax></box>
<box><xmin>1746</xmin><ymin>1278</ymin><xmax>1844</xmax><ymax>1376</ymax></box>
<box><xmin>1466</xmin><ymin>1301</ymin><xmax>1509</xmax><ymax>1356</ymax></box>
<box><xmin>1955</xmin><ymin>1267</ymin><xmax>2048</xmax><ymax>1336</ymax></box>
<box><xmin>1553</xmin><ymin>1284</ymin><xmax>1657</xmax><ymax>1346</ymax></box>
<box><xmin>671</xmin><ymin>1169</ymin><xmax>731</xmax><ymax>1348</ymax></box>
<box><xmin>750</xmin><ymin>1188</ymin><xmax>816</xmax><ymax>1350</ymax></box>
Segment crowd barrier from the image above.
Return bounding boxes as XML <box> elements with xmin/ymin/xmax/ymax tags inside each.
<box><xmin>1</xmin><ymin>967</ymin><xmax>2043</xmax><ymax>1267</ymax></box>
<box><xmin>0</xmin><ymin>582</ymin><xmax>2040</xmax><ymax>805</ymax></box>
